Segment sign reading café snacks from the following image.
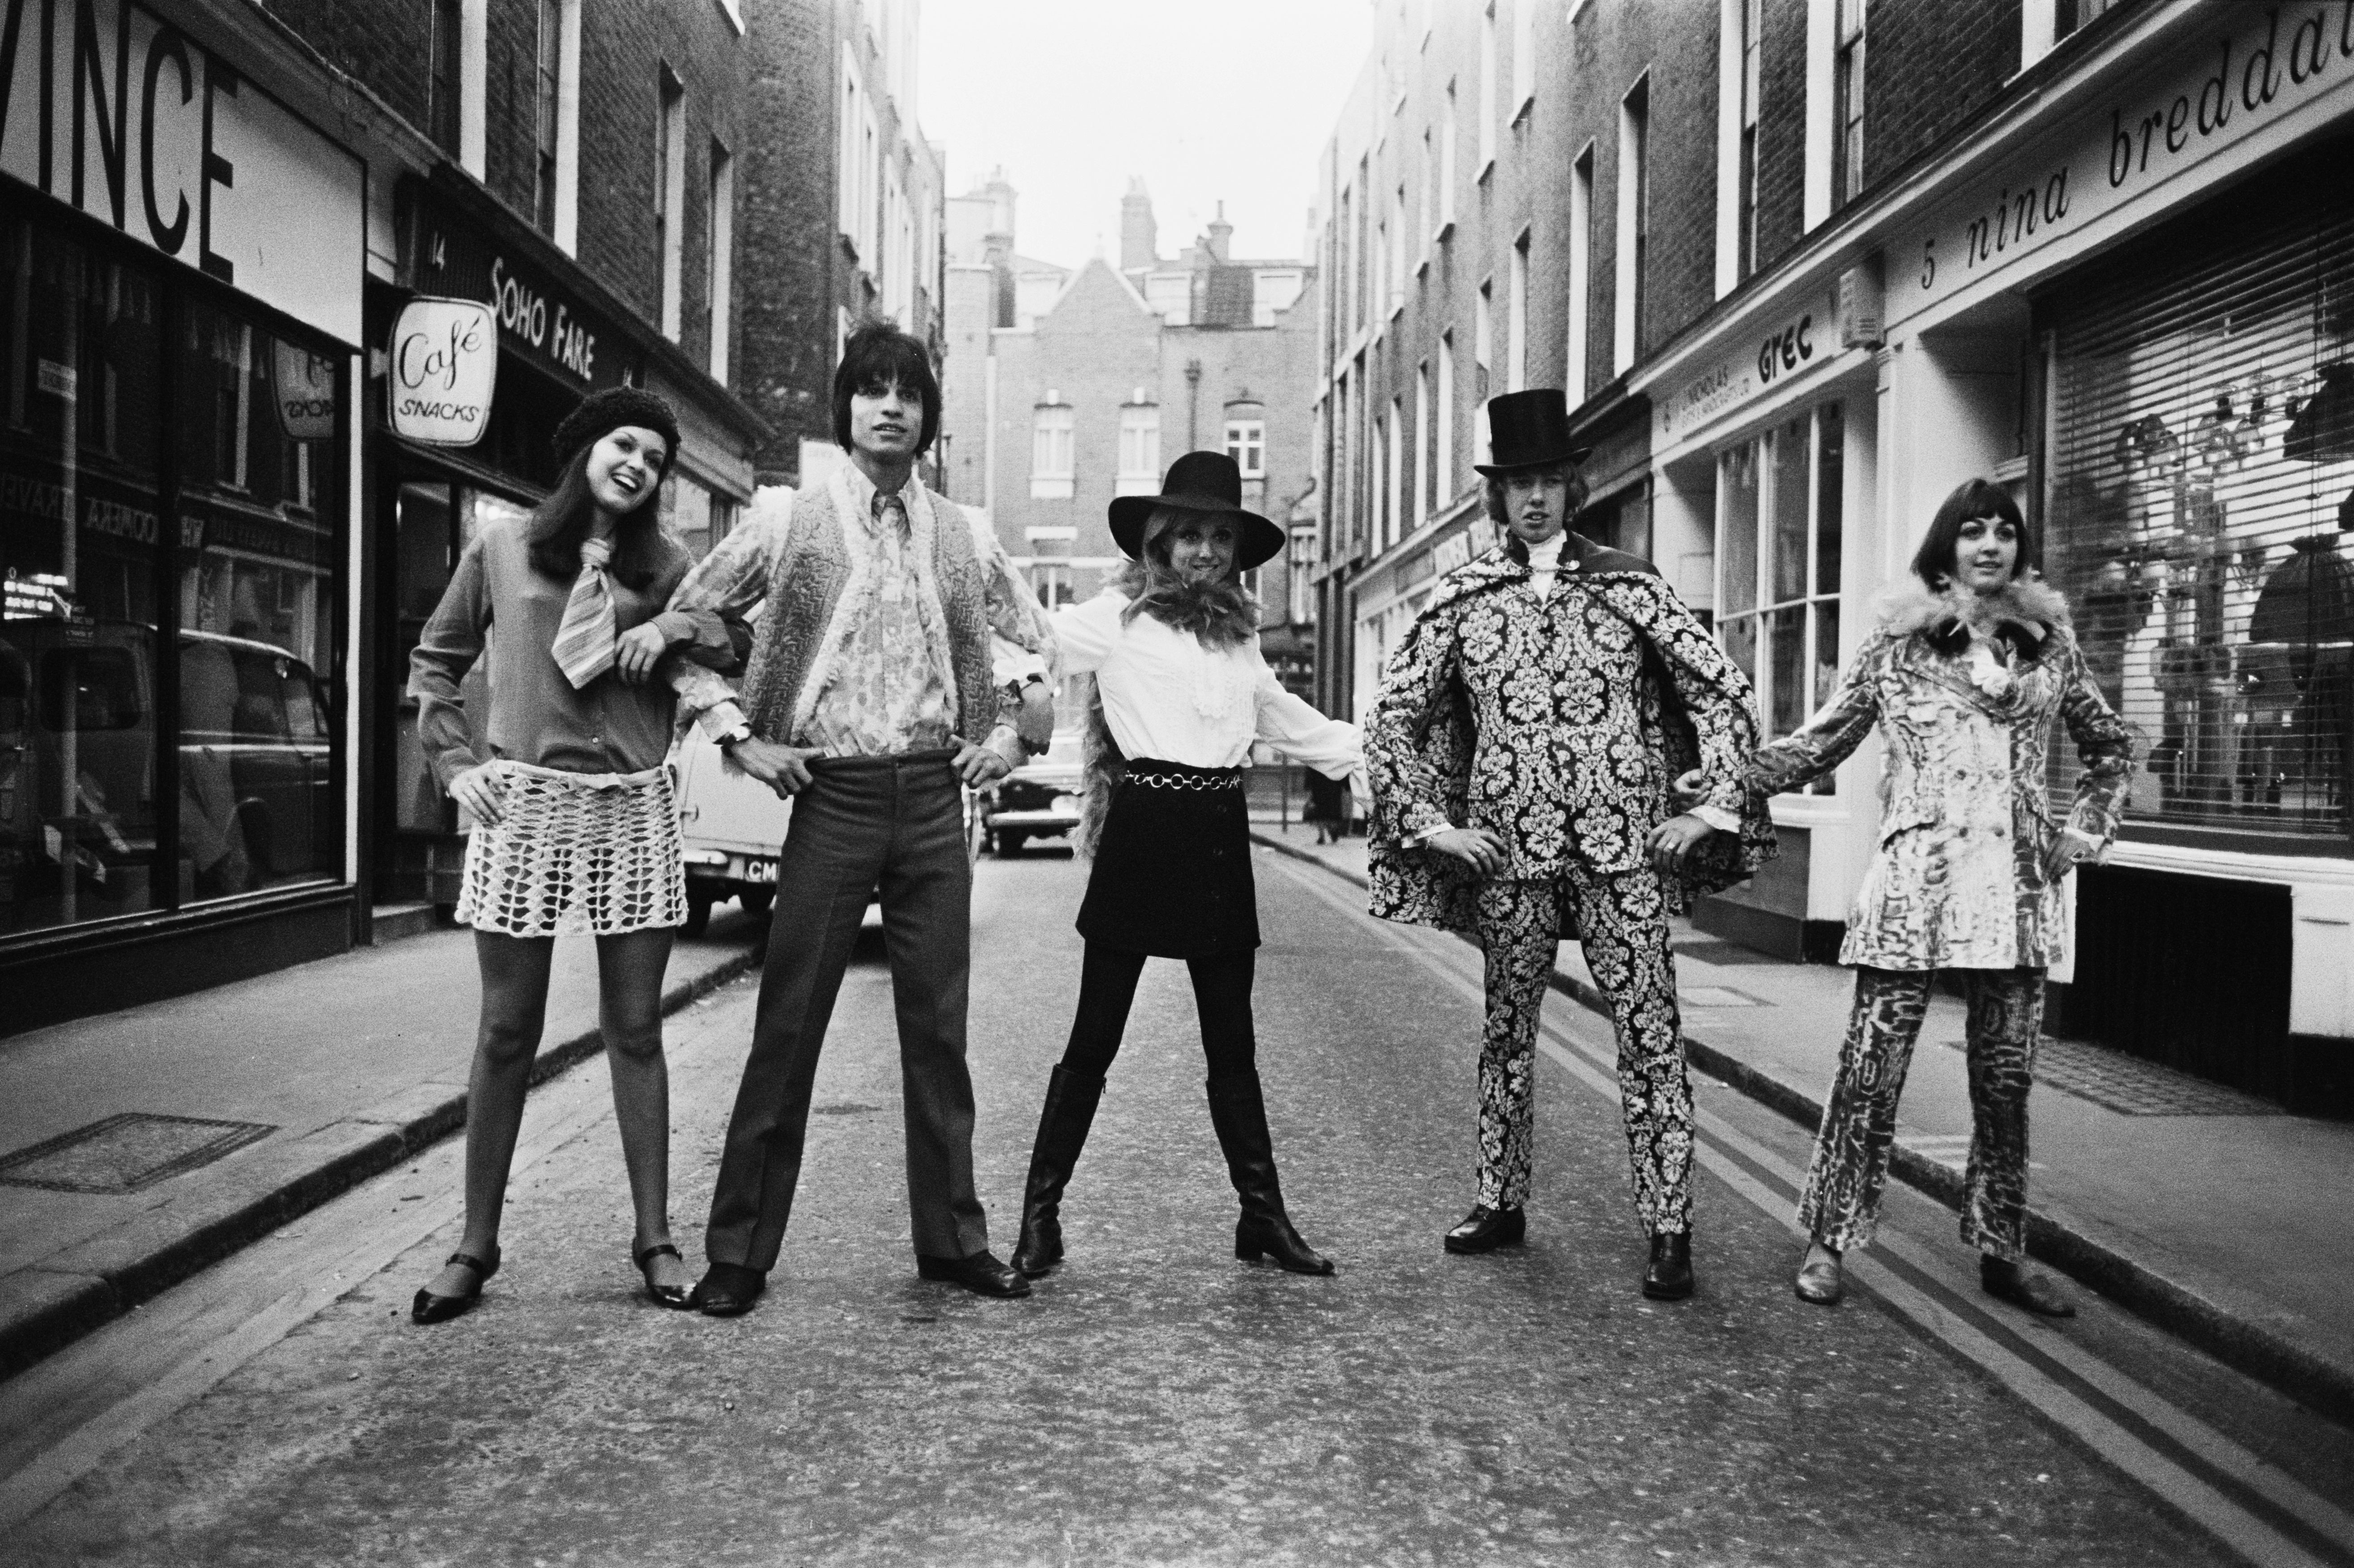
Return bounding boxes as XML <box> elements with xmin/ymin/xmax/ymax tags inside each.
<box><xmin>388</xmin><ymin>298</ymin><xmax>498</xmax><ymax>447</ymax></box>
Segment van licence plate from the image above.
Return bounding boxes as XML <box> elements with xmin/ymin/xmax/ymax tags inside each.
<box><xmin>738</xmin><ymin>859</ymin><xmax>778</xmax><ymax>884</ymax></box>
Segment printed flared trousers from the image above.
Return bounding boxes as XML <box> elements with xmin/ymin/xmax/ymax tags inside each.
<box><xmin>1799</xmin><ymin>965</ymin><xmax>2042</xmax><ymax>1259</ymax></box>
<box><xmin>1473</xmin><ymin>866</ymin><xmax>1694</xmax><ymax>1235</ymax></box>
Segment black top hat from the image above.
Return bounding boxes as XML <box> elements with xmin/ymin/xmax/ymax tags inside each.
<box><xmin>1473</xmin><ymin>389</ymin><xmax>1592</xmax><ymax>477</ymax></box>
<box><xmin>1108</xmin><ymin>450</ymin><xmax>1287</xmax><ymax>570</ymax></box>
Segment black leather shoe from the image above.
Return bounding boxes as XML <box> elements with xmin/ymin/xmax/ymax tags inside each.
<box><xmin>1443</xmin><ymin>1203</ymin><xmax>1526</xmax><ymax>1254</ymax></box>
<box><xmin>917</xmin><ymin>1250</ymin><xmax>1032</xmax><ymax>1298</ymax></box>
<box><xmin>410</xmin><ymin>1248</ymin><xmax>500</xmax><ymax>1325</ymax></box>
<box><xmin>1642</xmin><ymin>1232</ymin><xmax>1694</xmax><ymax>1300</ymax></box>
<box><xmin>634</xmin><ymin>1242</ymin><xmax>692</xmax><ymax>1309</ymax></box>
<box><xmin>1980</xmin><ymin>1255</ymin><xmax>2075</xmax><ymax>1318</ymax></box>
<box><xmin>689</xmin><ymin>1262</ymin><xmax>766</xmax><ymax>1317</ymax></box>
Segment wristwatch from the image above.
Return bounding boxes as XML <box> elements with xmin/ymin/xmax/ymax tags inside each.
<box><xmin>715</xmin><ymin>725</ymin><xmax>753</xmax><ymax>754</ymax></box>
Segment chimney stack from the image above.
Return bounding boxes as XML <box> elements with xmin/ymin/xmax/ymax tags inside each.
<box><xmin>1121</xmin><ymin>177</ymin><xmax>1157</xmax><ymax>271</ymax></box>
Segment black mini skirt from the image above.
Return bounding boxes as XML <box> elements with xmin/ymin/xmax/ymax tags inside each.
<box><xmin>1075</xmin><ymin>757</ymin><xmax>1258</xmax><ymax>958</ymax></box>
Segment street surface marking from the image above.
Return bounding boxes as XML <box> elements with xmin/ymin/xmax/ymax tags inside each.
<box><xmin>1262</xmin><ymin>850</ymin><xmax>2354</xmax><ymax>1568</ymax></box>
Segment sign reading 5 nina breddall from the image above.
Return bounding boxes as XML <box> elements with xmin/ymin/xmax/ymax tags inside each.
<box><xmin>389</xmin><ymin>298</ymin><xmax>497</xmax><ymax>446</ymax></box>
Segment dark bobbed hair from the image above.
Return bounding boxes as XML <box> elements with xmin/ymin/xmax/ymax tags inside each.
<box><xmin>832</xmin><ymin>321</ymin><xmax>942</xmax><ymax>455</ymax></box>
<box><xmin>1910</xmin><ymin>477</ymin><xmax>2039</xmax><ymax>587</ymax></box>
<box><xmin>524</xmin><ymin>436</ymin><xmax>675</xmax><ymax>591</ymax></box>
<box><xmin>1480</xmin><ymin>460</ymin><xmax>1589</xmax><ymax>527</ymax></box>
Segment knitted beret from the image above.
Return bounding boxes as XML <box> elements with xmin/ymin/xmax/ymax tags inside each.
<box><xmin>552</xmin><ymin>385</ymin><xmax>682</xmax><ymax>470</ymax></box>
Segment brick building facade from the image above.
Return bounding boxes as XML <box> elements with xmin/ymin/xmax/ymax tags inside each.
<box><xmin>936</xmin><ymin>184</ymin><xmax>1324</xmax><ymax>699</ymax></box>
<box><xmin>1310</xmin><ymin>0</ymin><xmax>2354</xmax><ymax>1110</ymax></box>
<box><xmin>736</xmin><ymin>0</ymin><xmax>944</xmax><ymax>484</ymax></box>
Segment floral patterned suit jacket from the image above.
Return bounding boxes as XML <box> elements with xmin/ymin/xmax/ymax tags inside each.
<box><xmin>1746</xmin><ymin>579</ymin><xmax>2137</xmax><ymax>971</ymax></box>
<box><xmin>1366</xmin><ymin>534</ymin><xmax>1775</xmax><ymax>936</ymax></box>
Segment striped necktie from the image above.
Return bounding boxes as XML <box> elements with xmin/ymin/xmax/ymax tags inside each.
<box><xmin>551</xmin><ymin>536</ymin><xmax>618</xmax><ymax>689</ymax></box>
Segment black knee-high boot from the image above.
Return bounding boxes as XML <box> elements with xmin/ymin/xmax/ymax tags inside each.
<box><xmin>1205</xmin><ymin>1074</ymin><xmax>1334</xmax><ymax>1275</ymax></box>
<box><xmin>1011</xmin><ymin>1065</ymin><xmax>1105</xmax><ymax>1276</ymax></box>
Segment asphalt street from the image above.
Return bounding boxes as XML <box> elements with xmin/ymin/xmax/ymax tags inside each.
<box><xmin>1</xmin><ymin>846</ymin><xmax>2348</xmax><ymax>1567</ymax></box>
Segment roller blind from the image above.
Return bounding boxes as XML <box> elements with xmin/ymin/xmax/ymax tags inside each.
<box><xmin>2038</xmin><ymin>140</ymin><xmax>2354</xmax><ymax>847</ymax></box>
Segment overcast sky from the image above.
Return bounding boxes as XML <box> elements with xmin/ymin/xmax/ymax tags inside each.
<box><xmin>917</xmin><ymin>1</ymin><xmax>1375</xmax><ymax>269</ymax></box>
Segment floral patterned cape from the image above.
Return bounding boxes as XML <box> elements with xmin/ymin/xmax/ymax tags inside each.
<box><xmin>1365</xmin><ymin>535</ymin><xmax>1777</xmax><ymax>937</ymax></box>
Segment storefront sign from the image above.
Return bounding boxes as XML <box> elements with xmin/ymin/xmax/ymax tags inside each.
<box><xmin>271</xmin><ymin>340</ymin><xmax>337</xmax><ymax>440</ymax></box>
<box><xmin>0</xmin><ymin>0</ymin><xmax>365</xmax><ymax>344</ymax></box>
<box><xmin>408</xmin><ymin>189</ymin><xmax>639</xmax><ymax>392</ymax></box>
<box><xmin>388</xmin><ymin>297</ymin><xmax>498</xmax><ymax>447</ymax></box>
<box><xmin>1657</xmin><ymin>289</ymin><xmax>1836</xmax><ymax>442</ymax></box>
<box><xmin>1890</xmin><ymin>2</ymin><xmax>2354</xmax><ymax>326</ymax></box>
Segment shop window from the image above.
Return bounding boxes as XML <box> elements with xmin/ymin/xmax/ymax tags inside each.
<box><xmin>2041</xmin><ymin>156</ymin><xmax>2354</xmax><ymax>845</ymax></box>
<box><xmin>1716</xmin><ymin>404</ymin><xmax>1843</xmax><ymax>792</ymax></box>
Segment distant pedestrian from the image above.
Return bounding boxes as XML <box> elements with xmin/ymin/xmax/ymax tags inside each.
<box><xmin>1302</xmin><ymin>766</ymin><xmax>1349</xmax><ymax>845</ymax></box>
<box><xmin>1009</xmin><ymin>451</ymin><xmax>1361</xmax><ymax>1281</ymax></box>
<box><xmin>660</xmin><ymin>323</ymin><xmax>1059</xmax><ymax>1315</ymax></box>
<box><xmin>1749</xmin><ymin>479</ymin><xmax>2135</xmax><ymax>1315</ymax></box>
<box><xmin>1364</xmin><ymin>390</ymin><xmax>1775</xmax><ymax>1301</ymax></box>
<box><xmin>407</xmin><ymin>387</ymin><xmax>738</xmax><ymax>1324</ymax></box>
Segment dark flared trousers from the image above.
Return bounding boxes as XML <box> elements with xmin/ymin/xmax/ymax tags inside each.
<box><xmin>703</xmin><ymin>750</ymin><xmax>989</xmax><ymax>1271</ymax></box>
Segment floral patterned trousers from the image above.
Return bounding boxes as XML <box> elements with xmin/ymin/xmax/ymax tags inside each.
<box><xmin>1473</xmin><ymin>867</ymin><xmax>1693</xmax><ymax>1235</ymax></box>
<box><xmin>1800</xmin><ymin>966</ymin><xmax>2042</xmax><ymax>1260</ymax></box>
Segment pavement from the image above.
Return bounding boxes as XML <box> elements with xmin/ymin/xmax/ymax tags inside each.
<box><xmin>10</xmin><ymin>849</ymin><xmax>2345</xmax><ymax>1564</ymax></box>
<box><xmin>0</xmin><ymin>905</ymin><xmax>770</xmax><ymax>1378</ymax></box>
<box><xmin>1248</xmin><ymin>820</ymin><xmax>2354</xmax><ymax>1431</ymax></box>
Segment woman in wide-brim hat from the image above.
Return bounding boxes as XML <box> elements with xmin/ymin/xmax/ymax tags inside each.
<box><xmin>1008</xmin><ymin>451</ymin><xmax>1362</xmax><ymax>1279</ymax></box>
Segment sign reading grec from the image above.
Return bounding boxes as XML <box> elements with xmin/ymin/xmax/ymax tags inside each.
<box><xmin>0</xmin><ymin>0</ymin><xmax>364</xmax><ymax>344</ymax></box>
<box><xmin>409</xmin><ymin>190</ymin><xmax>639</xmax><ymax>392</ymax></box>
<box><xmin>1657</xmin><ymin>287</ymin><xmax>1837</xmax><ymax>443</ymax></box>
<box><xmin>1889</xmin><ymin>2</ymin><xmax>2354</xmax><ymax>324</ymax></box>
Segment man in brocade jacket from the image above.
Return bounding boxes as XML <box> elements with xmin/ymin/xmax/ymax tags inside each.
<box><xmin>1365</xmin><ymin>389</ymin><xmax>1774</xmax><ymax>1300</ymax></box>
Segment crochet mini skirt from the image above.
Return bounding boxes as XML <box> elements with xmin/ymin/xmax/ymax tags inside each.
<box><xmin>457</xmin><ymin>760</ymin><xmax>687</xmax><ymax>938</ymax></box>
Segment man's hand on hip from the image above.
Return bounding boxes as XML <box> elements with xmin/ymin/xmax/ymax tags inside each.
<box><xmin>953</xmin><ymin>744</ymin><xmax>1013</xmax><ymax>787</ymax></box>
<box><xmin>731</xmin><ymin>739</ymin><xmax>823</xmax><ymax>798</ymax></box>
<box><xmin>1646</xmin><ymin>812</ymin><xmax>1720</xmax><ymax>875</ymax></box>
<box><xmin>1427</xmin><ymin>826</ymin><xmax>1508</xmax><ymax>878</ymax></box>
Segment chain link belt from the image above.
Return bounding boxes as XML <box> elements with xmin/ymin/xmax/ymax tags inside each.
<box><xmin>1123</xmin><ymin>767</ymin><xmax>1243</xmax><ymax>792</ymax></box>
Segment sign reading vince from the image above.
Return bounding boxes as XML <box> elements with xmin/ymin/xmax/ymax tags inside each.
<box><xmin>389</xmin><ymin>298</ymin><xmax>497</xmax><ymax>448</ymax></box>
<box><xmin>0</xmin><ymin>0</ymin><xmax>365</xmax><ymax>343</ymax></box>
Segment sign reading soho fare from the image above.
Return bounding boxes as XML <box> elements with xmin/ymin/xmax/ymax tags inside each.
<box><xmin>408</xmin><ymin>189</ymin><xmax>637</xmax><ymax>394</ymax></box>
<box><xmin>1888</xmin><ymin>1</ymin><xmax>2354</xmax><ymax>323</ymax></box>
<box><xmin>0</xmin><ymin>0</ymin><xmax>365</xmax><ymax>343</ymax></box>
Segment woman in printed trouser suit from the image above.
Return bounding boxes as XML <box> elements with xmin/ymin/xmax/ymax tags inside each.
<box><xmin>1748</xmin><ymin>478</ymin><xmax>2136</xmax><ymax>1316</ymax></box>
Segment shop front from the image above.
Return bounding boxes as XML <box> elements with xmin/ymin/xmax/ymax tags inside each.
<box><xmin>367</xmin><ymin>174</ymin><xmax>761</xmax><ymax>916</ymax></box>
<box><xmin>0</xmin><ymin>1</ymin><xmax>366</xmax><ymax>1028</ymax></box>
<box><xmin>1638</xmin><ymin>1</ymin><xmax>2354</xmax><ymax>1108</ymax></box>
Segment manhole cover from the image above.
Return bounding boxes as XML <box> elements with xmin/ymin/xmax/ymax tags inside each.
<box><xmin>0</xmin><ymin>1113</ymin><xmax>277</xmax><ymax>1193</ymax></box>
<box><xmin>1943</xmin><ymin>1037</ymin><xmax>2285</xmax><ymax>1117</ymax></box>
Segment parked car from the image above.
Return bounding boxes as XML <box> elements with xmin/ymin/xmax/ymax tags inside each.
<box><xmin>975</xmin><ymin>729</ymin><xmax>1084</xmax><ymax>856</ymax></box>
<box><xmin>669</xmin><ymin>720</ymin><xmax>789</xmax><ymax>936</ymax></box>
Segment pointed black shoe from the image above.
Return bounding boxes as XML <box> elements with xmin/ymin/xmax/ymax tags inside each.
<box><xmin>1010</xmin><ymin>1065</ymin><xmax>1106</xmax><ymax>1277</ymax></box>
<box><xmin>1205</xmin><ymin>1074</ymin><xmax>1335</xmax><ymax>1276</ymax></box>
<box><xmin>690</xmin><ymin>1262</ymin><xmax>766</xmax><ymax>1317</ymax></box>
<box><xmin>1980</xmin><ymin>1255</ymin><xmax>2075</xmax><ymax>1318</ymax></box>
<box><xmin>917</xmin><ymin>1250</ymin><xmax>1031</xmax><ymax>1298</ymax></box>
<box><xmin>410</xmin><ymin>1248</ymin><xmax>500</xmax><ymax>1325</ymax></box>
<box><xmin>1642</xmin><ymin>1232</ymin><xmax>1694</xmax><ymax>1300</ymax></box>
<box><xmin>1444</xmin><ymin>1203</ymin><xmax>1526</xmax><ymax>1254</ymax></box>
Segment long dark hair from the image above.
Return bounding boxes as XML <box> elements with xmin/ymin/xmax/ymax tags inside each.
<box><xmin>1910</xmin><ymin>477</ymin><xmax>2040</xmax><ymax>588</ymax></box>
<box><xmin>832</xmin><ymin>321</ymin><xmax>942</xmax><ymax>455</ymax></box>
<box><xmin>1112</xmin><ymin>506</ymin><xmax>1260</xmax><ymax>648</ymax></box>
<box><xmin>524</xmin><ymin>441</ymin><xmax>674</xmax><ymax>590</ymax></box>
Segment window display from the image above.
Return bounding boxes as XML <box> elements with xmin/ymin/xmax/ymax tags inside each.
<box><xmin>1716</xmin><ymin>404</ymin><xmax>1842</xmax><ymax>792</ymax></box>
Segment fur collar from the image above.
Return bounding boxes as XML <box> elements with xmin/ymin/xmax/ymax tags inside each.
<box><xmin>1876</xmin><ymin>576</ymin><xmax>2071</xmax><ymax>654</ymax></box>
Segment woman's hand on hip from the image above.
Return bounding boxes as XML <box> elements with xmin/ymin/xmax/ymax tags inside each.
<box><xmin>1427</xmin><ymin>826</ymin><xmax>1508</xmax><ymax>878</ymax></box>
<box><xmin>2042</xmin><ymin>831</ymin><xmax>2098</xmax><ymax>883</ymax></box>
<box><xmin>449</xmin><ymin>762</ymin><xmax>507</xmax><ymax>828</ymax></box>
<box><xmin>614</xmin><ymin>623</ymin><xmax>671</xmax><ymax>684</ymax></box>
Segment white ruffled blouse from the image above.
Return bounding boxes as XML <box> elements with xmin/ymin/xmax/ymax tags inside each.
<box><xmin>1051</xmin><ymin>593</ymin><xmax>1362</xmax><ymax>779</ymax></box>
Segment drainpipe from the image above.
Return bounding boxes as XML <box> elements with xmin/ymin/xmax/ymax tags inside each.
<box><xmin>1185</xmin><ymin>358</ymin><xmax>1202</xmax><ymax>452</ymax></box>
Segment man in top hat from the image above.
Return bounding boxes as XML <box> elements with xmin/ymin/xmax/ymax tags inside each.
<box><xmin>1364</xmin><ymin>389</ymin><xmax>1773</xmax><ymax>1299</ymax></box>
<box><xmin>660</xmin><ymin>322</ymin><xmax>1058</xmax><ymax>1312</ymax></box>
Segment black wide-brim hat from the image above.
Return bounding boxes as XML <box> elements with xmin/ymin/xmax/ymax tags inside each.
<box><xmin>1472</xmin><ymin>388</ymin><xmax>1592</xmax><ymax>477</ymax></box>
<box><xmin>1108</xmin><ymin>450</ymin><xmax>1286</xmax><ymax>570</ymax></box>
